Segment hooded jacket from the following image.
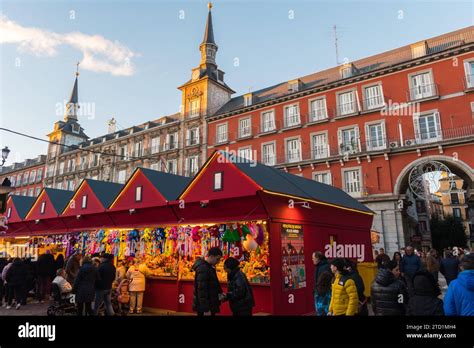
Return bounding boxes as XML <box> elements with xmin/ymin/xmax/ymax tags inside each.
<box><xmin>440</xmin><ymin>257</ymin><xmax>460</xmax><ymax>281</ymax></box>
<box><xmin>444</xmin><ymin>270</ymin><xmax>474</xmax><ymax>316</ymax></box>
<box><xmin>328</xmin><ymin>272</ymin><xmax>359</xmax><ymax>316</ymax></box>
<box><xmin>192</xmin><ymin>258</ymin><xmax>223</xmax><ymax>314</ymax></box>
<box><xmin>226</xmin><ymin>268</ymin><xmax>255</xmax><ymax>314</ymax></box>
<box><xmin>371</xmin><ymin>268</ymin><xmax>408</xmax><ymax>316</ymax></box>
<box><xmin>407</xmin><ymin>272</ymin><xmax>444</xmax><ymax>316</ymax></box>
<box><xmin>72</xmin><ymin>262</ymin><xmax>99</xmax><ymax>303</ymax></box>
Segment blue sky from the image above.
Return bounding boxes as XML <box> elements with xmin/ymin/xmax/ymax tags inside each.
<box><xmin>1</xmin><ymin>0</ymin><xmax>473</xmax><ymax>163</ymax></box>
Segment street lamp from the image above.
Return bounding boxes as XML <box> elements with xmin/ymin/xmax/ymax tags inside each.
<box><xmin>1</xmin><ymin>146</ymin><xmax>10</xmax><ymax>166</ymax></box>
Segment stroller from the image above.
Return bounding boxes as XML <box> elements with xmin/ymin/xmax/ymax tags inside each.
<box><xmin>96</xmin><ymin>279</ymin><xmax>129</xmax><ymax>316</ymax></box>
<box><xmin>47</xmin><ymin>283</ymin><xmax>76</xmax><ymax>316</ymax></box>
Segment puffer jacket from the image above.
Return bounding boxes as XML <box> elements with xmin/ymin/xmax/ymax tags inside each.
<box><xmin>226</xmin><ymin>268</ymin><xmax>255</xmax><ymax>315</ymax></box>
<box><xmin>400</xmin><ymin>254</ymin><xmax>422</xmax><ymax>277</ymax></box>
<box><xmin>5</xmin><ymin>260</ymin><xmax>27</xmax><ymax>287</ymax></box>
<box><xmin>127</xmin><ymin>265</ymin><xmax>147</xmax><ymax>292</ymax></box>
<box><xmin>328</xmin><ymin>272</ymin><xmax>358</xmax><ymax>316</ymax></box>
<box><xmin>407</xmin><ymin>272</ymin><xmax>444</xmax><ymax>316</ymax></box>
<box><xmin>72</xmin><ymin>262</ymin><xmax>98</xmax><ymax>303</ymax></box>
<box><xmin>371</xmin><ymin>268</ymin><xmax>408</xmax><ymax>315</ymax></box>
<box><xmin>192</xmin><ymin>258</ymin><xmax>223</xmax><ymax>314</ymax></box>
<box><xmin>444</xmin><ymin>270</ymin><xmax>474</xmax><ymax>316</ymax></box>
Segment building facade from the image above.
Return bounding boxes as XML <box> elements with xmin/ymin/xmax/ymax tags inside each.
<box><xmin>437</xmin><ymin>175</ymin><xmax>471</xmax><ymax>234</ymax></box>
<box><xmin>0</xmin><ymin>155</ymin><xmax>46</xmax><ymax>197</ymax></box>
<box><xmin>206</xmin><ymin>26</ymin><xmax>474</xmax><ymax>254</ymax></box>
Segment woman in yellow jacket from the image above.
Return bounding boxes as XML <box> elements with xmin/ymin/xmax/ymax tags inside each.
<box><xmin>328</xmin><ymin>258</ymin><xmax>359</xmax><ymax>316</ymax></box>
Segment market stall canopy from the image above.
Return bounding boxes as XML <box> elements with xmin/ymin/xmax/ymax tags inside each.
<box><xmin>4</xmin><ymin>195</ymin><xmax>36</xmax><ymax>223</ymax></box>
<box><xmin>22</xmin><ymin>188</ymin><xmax>74</xmax><ymax>234</ymax></box>
<box><xmin>107</xmin><ymin>167</ymin><xmax>191</xmax><ymax>227</ymax></box>
<box><xmin>60</xmin><ymin>179</ymin><xmax>123</xmax><ymax>230</ymax></box>
<box><xmin>180</xmin><ymin>150</ymin><xmax>373</xmax><ymax>215</ymax></box>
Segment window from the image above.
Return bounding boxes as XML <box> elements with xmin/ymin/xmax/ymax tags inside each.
<box><xmin>309</xmin><ymin>98</ymin><xmax>328</xmax><ymax>122</ymax></box>
<box><xmin>214</xmin><ymin>172</ymin><xmax>223</xmax><ymax>191</ymax></box>
<box><xmin>151</xmin><ymin>137</ymin><xmax>160</xmax><ymax>154</ymax></box>
<box><xmin>35</xmin><ymin>187</ymin><xmax>41</xmax><ymax>196</ymax></box>
<box><xmin>364</xmin><ymin>85</ymin><xmax>384</xmax><ymax>110</ymax></box>
<box><xmin>6</xmin><ymin>207</ymin><xmax>12</xmax><ymax>219</ymax></box>
<box><xmin>239</xmin><ymin>118</ymin><xmax>252</xmax><ymax>138</ymax></box>
<box><xmin>410</xmin><ymin>72</ymin><xmax>435</xmax><ymax>100</ymax></box>
<box><xmin>36</xmin><ymin>168</ymin><xmax>43</xmax><ymax>182</ymax></box>
<box><xmin>10</xmin><ymin>176</ymin><xmax>16</xmax><ymax>187</ymax></box>
<box><xmin>237</xmin><ymin>147</ymin><xmax>253</xmax><ymax>161</ymax></box>
<box><xmin>288</xmin><ymin>81</ymin><xmax>299</xmax><ymax>92</ymax></box>
<box><xmin>28</xmin><ymin>188</ymin><xmax>34</xmax><ymax>197</ymax></box>
<box><xmin>343</xmin><ymin>169</ymin><xmax>362</xmax><ymax>197</ymax></box>
<box><xmin>453</xmin><ymin>208</ymin><xmax>462</xmax><ymax>219</ymax></box>
<box><xmin>59</xmin><ymin>162</ymin><xmax>65</xmax><ymax>175</ymax></box>
<box><xmin>40</xmin><ymin>201</ymin><xmax>46</xmax><ymax>214</ymax></box>
<box><xmin>29</xmin><ymin>170</ymin><xmax>36</xmax><ymax>184</ymax></box>
<box><xmin>366</xmin><ymin>122</ymin><xmax>386</xmax><ymax>150</ymax></box>
<box><xmin>216</xmin><ymin>123</ymin><xmax>228</xmax><ymax>143</ymax></box>
<box><xmin>286</xmin><ymin>138</ymin><xmax>301</xmax><ymax>163</ymax></box>
<box><xmin>67</xmin><ymin>180</ymin><xmax>74</xmax><ymax>191</ymax></box>
<box><xmin>261</xmin><ymin>111</ymin><xmax>275</xmax><ymax>133</ymax></box>
<box><xmin>135</xmin><ymin>186</ymin><xmax>142</xmax><ymax>202</ymax></box>
<box><xmin>92</xmin><ymin>154</ymin><xmax>100</xmax><ymax>167</ymax></box>
<box><xmin>22</xmin><ymin>189</ymin><xmax>27</xmax><ymax>196</ymax></box>
<box><xmin>414</xmin><ymin>112</ymin><xmax>441</xmax><ymax>143</ymax></box>
<box><xmin>16</xmin><ymin>174</ymin><xmax>22</xmax><ymax>186</ymax></box>
<box><xmin>312</xmin><ymin>133</ymin><xmax>329</xmax><ymax>159</ymax></box>
<box><xmin>150</xmin><ymin>162</ymin><xmax>160</xmax><ymax>171</ymax></box>
<box><xmin>23</xmin><ymin>172</ymin><xmax>29</xmax><ymax>185</ymax></box>
<box><xmin>416</xmin><ymin>200</ymin><xmax>426</xmax><ymax>214</ymax></box>
<box><xmin>134</xmin><ymin>141</ymin><xmax>143</xmax><ymax>157</ymax></box>
<box><xmin>118</xmin><ymin>170</ymin><xmax>126</xmax><ymax>184</ymax></box>
<box><xmin>119</xmin><ymin>145</ymin><xmax>128</xmax><ymax>159</ymax></box>
<box><xmin>244</xmin><ymin>94</ymin><xmax>252</xmax><ymax>107</ymax></box>
<box><xmin>187</xmin><ymin>128</ymin><xmax>200</xmax><ymax>146</ymax></box>
<box><xmin>313</xmin><ymin>172</ymin><xmax>332</xmax><ymax>185</ymax></box>
<box><xmin>166</xmin><ymin>159</ymin><xmax>177</xmax><ymax>175</ymax></box>
<box><xmin>451</xmin><ymin>193</ymin><xmax>460</xmax><ymax>205</ymax></box>
<box><xmin>189</xmin><ymin>99</ymin><xmax>200</xmax><ymax>117</ymax></box>
<box><xmin>55</xmin><ymin>182</ymin><xmax>63</xmax><ymax>190</ymax></box>
<box><xmin>165</xmin><ymin>133</ymin><xmax>177</xmax><ymax>150</ymax></box>
<box><xmin>262</xmin><ymin>143</ymin><xmax>276</xmax><ymax>166</ymax></box>
<box><xmin>185</xmin><ymin>156</ymin><xmax>199</xmax><ymax>176</ymax></box>
<box><xmin>81</xmin><ymin>195</ymin><xmax>88</xmax><ymax>209</ymax></box>
<box><xmin>338</xmin><ymin>127</ymin><xmax>360</xmax><ymax>154</ymax></box>
<box><xmin>337</xmin><ymin>91</ymin><xmax>357</xmax><ymax>116</ymax></box>
<box><xmin>341</xmin><ymin>66</ymin><xmax>353</xmax><ymax>79</ymax></box>
<box><xmin>91</xmin><ymin>175</ymin><xmax>99</xmax><ymax>181</ymax></box>
<box><xmin>284</xmin><ymin>104</ymin><xmax>300</xmax><ymax>127</ymax></box>
<box><xmin>464</xmin><ymin>60</ymin><xmax>474</xmax><ymax>88</ymax></box>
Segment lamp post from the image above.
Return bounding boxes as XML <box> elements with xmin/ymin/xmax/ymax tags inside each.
<box><xmin>1</xmin><ymin>146</ymin><xmax>10</xmax><ymax>166</ymax></box>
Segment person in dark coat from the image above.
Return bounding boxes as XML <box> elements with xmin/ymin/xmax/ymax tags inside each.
<box><xmin>0</xmin><ymin>258</ymin><xmax>7</xmax><ymax>306</ymax></box>
<box><xmin>375</xmin><ymin>248</ymin><xmax>391</xmax><ymax>269</ymax></box>
<box><xmin>55</xmin><ymin>254</ymin><xmax>65</xmax><ymax>272</ymax></box>
<box><xmin>222</xmin><ymin>257</ymin><xmax>255</xmax><ymax>316</ymax></box>
<box><xmin>36</xmin><ymin>251</ymin><xmax>56</xmax><ymax>302</ymax></box>
<box><xmin>440</xmin><ymin>252</ymin><xmax>460</xmax><ymax>286</ymax></box>
<box><xmin>407</xmin><ymin>271</ymin><xmax>444</xmax><ymax>316</ymax></box>
<box><xmin>72</xmin><ymin>256</ymin><xmax>99</xmax><ymax>316</ymax></box>
<box><xmin>400</xmin><ymin>246</ymin><xmax>421</xmax><ymax>295</ymax></box>
<box><xmin>5</xmin><ymin>258</ymin><xmax>27</xmax><ymax>310</ymax></box>
<box><xmin>344</xmin><ymin>259</ymin><xmax>368</xmax><ymax>316</ymax></box>
<box><xmin>94</xmin><ymin>254</ymin><xmax>116</xmax><ymax>316</ymax></box>
<box><xmin>312</xmin><ymin>251</ymin><xmax>331</xmax><ymax>312</ymax></box>
<box><xmin>65</xmin><ymin>253</ymin><xmax>82</xmax><ymax>285</ymax></box>
<box><xmin>371</xmin><ymin>260</ymin><xmax>408</xmax><ymax>316</ymax></box>
<box><xmin>23</xmin><ymin>258</ymin><xmax>35</xmax><ymax>305</ymax></box>
<box><xmin>192</xmin><ymin>247</ymin><xmax>223</xmax><ymax>316</ymax></box>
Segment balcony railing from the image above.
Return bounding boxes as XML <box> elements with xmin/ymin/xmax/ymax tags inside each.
<box><xmin>150</xmin><ymin>145</ymin><xmax>160</xmax><ymax>154</ymax></box>
<box><xmin>238</xmin><ymin>126</ymin><xmax>253</xmax><ymax>139</ymax></box>
<box><xmin>336</xmin><ymin>100</ymin><xmax>359</xmax><ymax>117</ymax></box>
<box><xmin>215</xmin><ymin>133</ymin><xmax>229</xmax><ymax>144</ymax></box>
<box><xmin>259</xmin><ymin>120</ymin><xmax>278</xmax><ymax>134</ymax></box>
<box><xmin>408</xmin><ymin>83</ymin><xmax>439</xmax><ymax>101</ymax></box>
<box><xmin>184</xmin><ymin>169</ymin><xmax>199</xmax><ymax>177</ymax></box>
<box><xmin>283</xmin><ymin>115</ymin><xmax>301</xmax><ymax>128</ymax></box>
<box><xmin>262</xmin><ymin>155</ymin><xmax>277</xmax><ymax>166</ymax></box>
<box><xmin>186</xmin><ymin>137</ymin><xmax>200</xmax><ymax>146</ymax></box>
<box><xmin>286</xmin><ymin>151</ymin><xmax>302</xmax><ymax>163</ymax></box>
<box><xmin>362</xmin><ymin>95</ymin><xmax>386</xmax><ymax>111</ymax></box>
<box><xmin>463</xmin><ymin>74</ymin><xmax>474</xmax><ymax>90</ymax></box>
<box><xmin>307</xmin><ymin>109</ymin><xmax>329</xmax><ymax>123</ymax></box>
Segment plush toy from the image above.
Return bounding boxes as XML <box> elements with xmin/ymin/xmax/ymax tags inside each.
<box><xmin>241</xmin><ymin>224</ymin><xmax>251</xmax><ymax>239</ymax></box>
<box><xmin>191</xmin><ymin>226</ymin><xmax>201</xmax><ymax>242</ymax></box>
<box><xmin>256</xmin><ymin>224</ymin><xmax>265</xmax><ymax>245</ymax></box>
<box><xmin>243</xmin><ymin>234</ymin><xmax>258</xmax><ymax>252</ymax></box>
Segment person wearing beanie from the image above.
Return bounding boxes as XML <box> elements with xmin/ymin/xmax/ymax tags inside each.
<box><xmin>222</xmin><ymin>257</ymin><xmax>255</xmax><ymax>316</ymax></box>
<box><xmin>327</xmin><ymin>258</ymin><xmax>359</xmax><ymax>316</ymax></box>
<box><xmin>444</xmin><ymin>253</ymin><xmax>474</xmax><ymax>316</ymax></box>
<box><xmin>371</xmin><ymin>260</ymin><xmax>408</xmax><ymax>316</ymax></box>
<box><xmin>407</xmin><ymin>271</ymin><xmax>444</xmax><ymax>316</ymax></box>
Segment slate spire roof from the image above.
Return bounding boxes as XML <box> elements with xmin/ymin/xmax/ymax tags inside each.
<box><xmin>201</xmin><ymin>3</ymin><xmax>216</xmax><ymax>46</ymax></box>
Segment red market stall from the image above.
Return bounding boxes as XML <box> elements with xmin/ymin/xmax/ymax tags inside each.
<box><xmin>2</xmin><ymin>195</ymin><xmax>36</xmax><ymax>235</ymax></box>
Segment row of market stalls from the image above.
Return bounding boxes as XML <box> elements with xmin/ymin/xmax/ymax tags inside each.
<box><xmin>0</xmin><ymin>150</ymin><xmax>375</xmax><ymax>315</ymax></box>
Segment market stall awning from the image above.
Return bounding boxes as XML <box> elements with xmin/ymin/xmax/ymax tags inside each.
<box><xmin>4</xmin><ymin>195</ymin><xmax>36</xmax><ymax>223</ymax></box>
<box><xmin>107</xmin><ymin>167</ymin><xmax>191</xmax><ymax>227</ymax></box>
<box><xmin>179</xmin><ymin>150</ymin><xmax>373</xmax><ymax>215</ymax></box>
<box><xmin>60</xmin><ymin>179</ymin><xmax>123</xmax><ymax>229</ymax></box>
<box><xmin>22</xmin><ymin>188</ymin><xmax>74</xmax><ymax>233</ymax></box>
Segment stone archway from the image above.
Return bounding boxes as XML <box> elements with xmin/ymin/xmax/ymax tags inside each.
<box><xmin>393</xmin><ymin>155</ymin><xmax>474</xmax><ymax>250</ymax></box>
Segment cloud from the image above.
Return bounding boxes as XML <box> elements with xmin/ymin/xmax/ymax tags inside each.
<box><xmin>0</xmin><ymin>14</ymin><xmax>137</xmax><ymax>76</ymax></box>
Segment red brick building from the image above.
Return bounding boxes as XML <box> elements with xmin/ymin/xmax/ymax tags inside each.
<box><xmin>206</xmin><ymin>27</ymin><xmax>474</xmax><ymax>253</ymax></box>
<box><xmin>0</xmin><ymin>155</ymin><xmax>46</xmax><ymax>197</ymax></box>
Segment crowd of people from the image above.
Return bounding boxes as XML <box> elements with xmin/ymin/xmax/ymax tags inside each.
<box><xmin>312</xmin><ymin>246</ymin><xmax>474</xmax><ymax>316</ymax></box>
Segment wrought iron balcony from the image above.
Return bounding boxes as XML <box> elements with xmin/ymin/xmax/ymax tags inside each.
<box><xmin>407</xmin><ymin>83</ymin><xmax>439</xmax><ymax>101</ymax></box>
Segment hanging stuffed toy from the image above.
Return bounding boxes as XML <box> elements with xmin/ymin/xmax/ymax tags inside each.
<box><xmin>256</xmin><ymin>223</ymin><xmax>265</xmax><ymax>246</ymax></box>
<box><xmin>241</xmin><ymin>224</ymin><xmax>251</xmax><ymax>239</ymax></box>
<box><xmin>243</xmin><ymin>234</ymin><xmax>258</xmax><ymax>252</ymax></box>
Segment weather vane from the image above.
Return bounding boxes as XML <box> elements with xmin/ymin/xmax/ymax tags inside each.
<box><xmin>76</xmin><ymin>61</ymin><xmax>80</xmax><ymax>76</ymax></box>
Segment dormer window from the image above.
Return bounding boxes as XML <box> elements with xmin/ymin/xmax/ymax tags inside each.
<box><xmin>189</xmin><ymin>99</ymin><xmax>200</xmax><ymax>117</ymax></box>
<box><xmin>411</xmin><ymin>41</ymin><xmax>428</xmax><ymax>59</ymax></box>
<box><xmin>40</xmin><ymin>201</ymin><xmax>46</xmax><ymax>214</ymax></box>
<box><xmin>341</xmin><ymin>64</ymin><xmax>354</xmax><ymax>79</ymax></box>
<box><xmin>71</xmin><ymin>123</ymin><xmax>80</xmax><ymax>134</ymax></box>
<box><xmin>81</xmin><ymin>195</ymin><xmax>88</xmax><ymax>209</ymax></box>
<box><xmin>214</xmin><ymin>172</ymin><xmax>223</xmax><ymax>191</ymax></box>
<box><xmin>288</xmin><ymin>80</ymin><xmax>300</xmax><ymax>93</ymax></box>
<box><xmin>6</xmin><ymin>207</ymin><xmax>12</xmax><ymax>218</ymax></box>
<box><xmin>244</xmin><ymin>93</ymin><xmax>253</xmax><ymax>107</ymax></box>
<box><xmin>135</xmin><ymin>186</ymin><xmax>143</xmax><ymax>202</ymax></box>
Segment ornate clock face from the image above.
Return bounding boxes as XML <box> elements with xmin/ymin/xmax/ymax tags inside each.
<box><xmin>192</xmin><ymin>70</ymin><xmax>199</xmax><ymax>80</ymax></box>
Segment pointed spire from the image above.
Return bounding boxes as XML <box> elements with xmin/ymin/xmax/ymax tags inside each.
<box><xmin>64</xmin><ymin>63</ymin><xmax>80</xmax><ymax>121</ymax></box>
<box><xmin>201</xmin><ymin>2</ymin><xmax>215</xmax><ymax>45</ymax></box>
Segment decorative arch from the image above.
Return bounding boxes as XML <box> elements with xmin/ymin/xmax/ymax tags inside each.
<box><xmin>393</xmin><ymin>155</ymin><xmax>474</xmax><ymax>196</ymax></box>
